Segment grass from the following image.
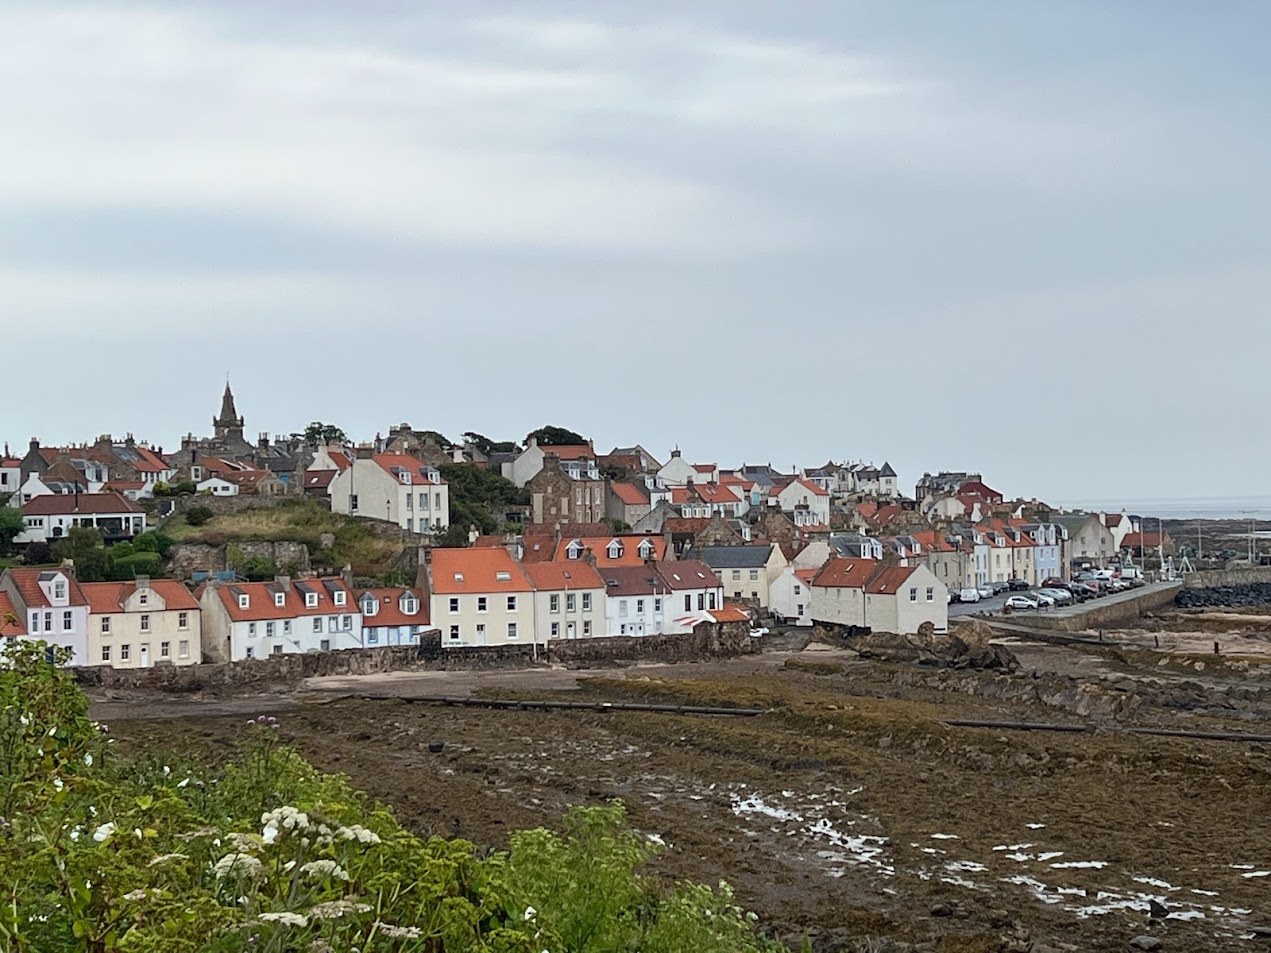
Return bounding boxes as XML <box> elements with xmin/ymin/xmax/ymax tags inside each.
<box><xmin>161</xmin><ymin>498</ymin><xmax>404</xmax><ymax>577</ymax></box>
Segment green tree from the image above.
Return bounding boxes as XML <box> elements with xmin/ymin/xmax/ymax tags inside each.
<box><xmin>51</xmin><ymin>527</ymin><xmax>109</xmax><ymax>582</ymax></box>
<box><xmin>184</xmin><ymin>505</ymin><xmax>214</xmax><ymax>527</ymax></box>
<box><xmin>439</xmin><ymin>463</ymin><xmax>528</xmax><ymax>537</ymax></box>
<box><xmin>525</xmin><ymin>425</ymin><xmax>588</xmax><ymax>447</ymax></box>
<box><xmin>432</xmin><ymin>525</ymin><xmax>471</xmax><ymax>548</ymax></box>
<box><xmin>303</xmin><ymin>421</ymin><xmax>348</xmax><ymax>448</ymax></box>
<box><xmin>462</xmin><ymin>431</ymin><xmax>519</xmax><ymax>456</ymax></box>
<box><xmin>0</xmin><ymin>506</ymin><xmax>24</xmax><ymax>552</ymax></box>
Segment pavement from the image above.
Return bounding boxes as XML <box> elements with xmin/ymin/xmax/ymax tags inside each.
<box><xmin>949</xmin><ymin>580</ymin><xmax>1181</xmax><ymax>622</ymax></box>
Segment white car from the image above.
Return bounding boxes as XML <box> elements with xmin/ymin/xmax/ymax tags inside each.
<box><xmin>1004</xmin><ymin>594</ymin><xmax>1039</xmax><ymax>611</ymax></box>
<box><xmin>1032</xmin><ymin>591</ymin><xmax>1057</xmax><ymax>607</ymax></box>
<box><xmin>1038</xmin><ymin>588</ymin><xmax>1073</xmax><ymax>605</ymax></box>
<box><xmin>959</xmin><ymin>587</ymin><xmax>981</xmax><ymax>603</ymax></box>
<box><xmin>976</xmin><ymin>584</ymin><xmax>995</xmax><ymax>600</ymax></box>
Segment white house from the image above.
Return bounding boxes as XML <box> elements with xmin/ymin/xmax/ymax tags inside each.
<box><xmin>0</xmin><ymin>455</ymin><xmax>20</xmax><ymax>496</ymax></box>
<box><xmin>503</xmin><ymin>438</ymin><xmax>596</xmax><ymax>489</ymax></box>
<box><xmin>357</xmin><ymin>587</ymin><xmax>432</xmax><ymax>647</ymax></box>
<box><xmin>656</xmin><ymin>450</ymin><xmax>714</xmax><ymax>488</ymax></box>
<box><xmin>774</xmin><ymin>479</ymin><xmax>831</xmax><ymax>527</ymax></box>
<box><xmin>197</xmin><ymin>477</ymin><xmax>239</xmax><ymax>496</ymax></box>
<box><xmin>198</xmin><ymin>576</ymin><xmax>362</xmax><ymax>662</ymax></box>
<box><xmin>693</xmin><ymin>544</ymin><xmax>787</xmax><ymax>607</ymax></box>
<box><xmin>329</xmin><ymin>453</ymin><xmax>449</xmax><ymax>534</ymax></box>
<box><xmin>599</xmin><ymin>560</ymin><xmax>725</xmax><ymax>636</ymax></box>
<box><xmin>17</xmin><ymin>492</ymin><xmax>146</xmax><ymax>544</ymax></box>
<box><xmin>769</xmin><ymin>567</ymin><xmax>817</xmax><ymax>626</ymax></box>
<box><xmin>429</xmin><ymin>547</ymin><xmax>536</xmax><ymax>648</ymax></box>
<box><xmin>0</xmin><ymin>567</ymin><xmax>91</xmax><ymax>664</ymax></box>
<box><xmin>809</xmin><ymin>559</ymin><xmax>947</xmax><ymax>633</ymax></box>
<box><xmin>523</xmin><ymin>561</ymin><xmax>608</xmax><ymax>641</ymax></box>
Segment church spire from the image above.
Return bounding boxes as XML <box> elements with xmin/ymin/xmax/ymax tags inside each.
<box><xmin>214</xmin><ymin>379</ymin><xmax>245</xmax><ymax>439</ymax></box>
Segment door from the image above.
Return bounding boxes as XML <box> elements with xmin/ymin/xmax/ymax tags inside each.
<box><xmin>140</xmin><ymin>644</ymin><xmax>150</xmax><ymax>668</ymax></box>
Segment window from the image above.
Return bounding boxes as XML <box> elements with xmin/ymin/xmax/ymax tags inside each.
<box><xmin>349</xmin><ymin>494</ymin><xmax>359</xmax><ymax>512</ymax></box>
<box><xmin>238</xmin><ymin>594</ymin><xmax>249</xmax><ymax>609</ymax></box>
<box><xmin>909</xmin><ymin>587</ymin><xmax>918</xmax><ymax>602</ymax></box>
<box><xmin>405</xmin><ymin>493</ymin><xmax>412</xmax><ymax>510</ymax></box>
<box><xmin>419</xmin><ymin>492</ymin><xmax>427</xmax><ymax>509</ymax></box>
<box><xmin>160</xmin><ymin>641</ymin><xmax>170</xmax><ymax>658</ymax></box>
<box><xmin>313</xmin><ymin>618</ymin><xmax>322</xmax><ymax>633</ymax></box>
<box><xmin>178</xmin><ymin>611</ymin><xmax>188</xmax><ymax>630</ymax></box>
<box><xmin>549</xmin><ymin>594</ymin><xmax>559</xmax><ymax>613</ymax></box>
<box><xmin>636</xmin><ymin>598</ymin><xmax>644</xmax><ymax>614</ymax></box>
<box><xmin>341</xmin><ymin>615</ymin><xmax>352</xmax><ymax>630</ymax></box>
<box><xmin>101</xmin><ymin>645</ymin><xmax>111</xmax><ymax>662</ymax></box>
<box><xmin>926</xmin><ymin>587</ymin><xmax>935</xmax><ymax>603</ymax></box>
<box><xmin>367</xmin><ymin>629</ymin><xmax>380</xmax><ymax>645</ymax></box>
<box><xmin>749</xmin><ymin>570</ymin><xmax>759</xmax><ymax>581</ymax></box>
<box><xmin>101</xmin><ymin>617</ymin><xmax>111</xmax><ymax>635</ymax></box>
<box><xmin>684</xmin><ymin>595</ymin><xmax>692</xmax><ymax>612</ymax></box>
<box><xmin>449</xmin><ymin>625</ymin><xmax>460</xmax><ymax>640</ymax></box>
<box><xmin>266</xmin><ymin>621</ymin><xmax>275</xmax><ymax>637</ymax></box>
<box><xmin>121</xmin><ymin>644</ymin><xmax>131</xmax><ymax>661</ymax></box>
<box><xmin>566</xmin><ymin>593</ymin><xmax>576</xmax><ymax>611</ymax></box>
<box><xmin>248</xmin><ymin>622</ymin><xmax>257</xmax><ymax>636</ymax></box>
<box><xmin>582</xmin><ymin>592</ymin><xmax>591</xmax><ymax>610</ymax></box>
<box><xmin>30</xmin><ymin>613</ymin><xmax>39</xmax><ymax>633</ymax></box>
<box><xmin>496</xmin><ymin>571</ymin><xmax>511</xmax><ymax>582</ymax></box>
<box><xmin>63</xmin><ymin>611</ymin><xmax>73</xmax><ymax>631</ymax></box>
<box><xmin>551</xmin><ymin>622</ymin><xmax>559</xmax><ymax>637</ymax></box>
<box><xmin>654</xmin><ymin>598</ymin><xmax>662</xmax><ymax>612</ymax></box>
<box><xmin>793</xmin><ymin>585</ymin><xmax>801</xmax><ymax>596</ymax></box>
<box><xmin>507</xmin><ymin>622</ymin><xmax>518</xmax><ymax>639</ymax></box>
<box><xmin>54</xmin><ymin>580</ymin><xmax>66</xmax><ymax>600</ymax></box>
<box><xmin>477</xmin><ymin>597</ymin><xmax>488</xmax><ymax>613</ymax></box>
<box><xmin>327</xmin><ymin>616</ymin><xmax>337</xmax><ymax>632</ymax></box>
<box><xmin>283</xmin><ymin>620</ymin><xmax>291</xmax><ymax>635</ymax></box>
<box><xmin>796</xmin><ymin>603</ymin><xmax>804</xmax><ymax>616</ymax></box>
<box><xmin>449</xmin><ymin>597</ymin><xmax>460</xmax><ymax>613</ymax></box>
<box><xmin>506</xmin><ymin>596</ymin><xmax>517</xmax><ymax>611</ymax></box>
<box><xmin>274</xmin><ymin>592</ymin><xmax>285</xmax><ymax>607</ymax></box>
<box><xmin>732</xmin><ymin>570</ymin><xmax>741</xmax><ymax>581</ymax></box>
<box><xmin>272</xmin><ymin>644</ymin><xmax>283</xmax><ymax>655</ymax></box>
<box><xmin>179</xmin><ymin>640</ymin><xmax>189</xmax><ymax>658</ymax></box>
<box><xmin>305</xmin><ymin>593</ymin><xmax>318</xmax><ymax>608</ymax></box>
<box><xmin>619</xmin><ymin>600</ymin><xmax>628</xmax><ymax>618</ymax></box>
<box><xmin>334</xmin><ymin>591</ymin><xmax>346</xmax><ymax>606</ymax></box>
<box><xmin>319</xmin><ymin>639</ymin><xmax>330</xmax><ymax>652</ymax></box>
<box><xmin>583</xmin><ymin>620</ymin><xmax>592</xmax><ymax>636</ymax></box>
<box><xmin>245</xmin><ymin>646</ymin><xmax>255</xmax><ymax>659</ymax></box>
<box><xmin>710</xmin><ymin>592</ymin><xmax>718</xmax><ymax>609</ymax></box>
<box><xmin>607</xmin><ymin>541</ymin><xmax>623</xmax><ymax>559</ymax></box>
<box><xmin>696</xmin><ymin>594</ymin><xmax>704</xmax><ymax>610</ymax></box>
<box><xmin>434</xmin><ymin>492</ymin><xmax>441</xmax><ymax>509</ymax></box>
<box><xmin>137</xmin><ymin>613</ymin><xmax>150</xmax><ymax>632</ymax></box>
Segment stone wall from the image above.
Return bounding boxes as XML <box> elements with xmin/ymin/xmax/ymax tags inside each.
<box><xmin>168</xmin><ymin>541</ymin><xmax>311</xmax><ymax>579</ymax></box>
<box><xmin>161</xmin><ymin>494</ymin><xmax>323</xmax><ymax>519</ymax></box>
<box><xmin>1183</xmin><ymin>567</ymin><xmax>1271</xmax><ymax>589</ymax></box>
<box><xmin>1020</xmin><ymin>584</ymin><xmax>1182</xmax><ymax>632</ymax></box>
<box><xmin>76</xmin><ymin>622</ymin><xmax>757</xmax><ymax>695</ymax></box>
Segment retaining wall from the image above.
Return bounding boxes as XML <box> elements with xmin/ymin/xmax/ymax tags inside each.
<box><xmin>1183</xmin><ymin>568</ymin><xmax>1271</xmax><ymax>589</ymax></box>
<box><xmin>1014</xmin><ymin>583</ymin><xmax>1182</xmax><ymax>632</ymax></box>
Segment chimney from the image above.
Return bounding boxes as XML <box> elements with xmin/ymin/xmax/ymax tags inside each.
<box><xmin>135</xmin><ymin>575</ymin><xmax>151</xmax><ymax>591</ymax></box>
<box><xmin>670</xmin><ymin>449</ymin><xmax>681</xmax><ymax>458</ymax></box>
<box><xmin>583</xmin><ymin>547</ymin><xmax>597</xmax><ymax>567</ymax></box>
<box><xmin>275</xmin><ymin>574</ymin><xmax>292</xmax><ymax>592</ymax></box>
<box><xmin>29</xmin><ymin>438</ymin><xmax>40</xmax><ymax>453</ymax></box>
<box><xmin>340</xmin><ymin>564</ymin><xmax>354</xmax><ymax>590</ymax></box>
<box><xmin>414</xmin><ymin>551</ymin><xmax>433</xmax><ymax>601</ymax></box>
<box><xmin>356</xmin><ymin>443</ymin><xmax>375</xmax><ymax>460</ymax></box>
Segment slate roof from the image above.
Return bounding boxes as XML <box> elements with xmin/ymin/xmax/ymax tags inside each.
<box><xmin>693</xmin><ymin>545</ymin><xmax>774</xmax><ymax>570</ymax></box>
<box><xmin>21</xmin><ymin>492</ymin><xmax>143</xmax><ymax>516</ymax></box>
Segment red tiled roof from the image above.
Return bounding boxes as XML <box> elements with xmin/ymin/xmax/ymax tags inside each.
<box><xmin>524</xmin><ymin>522</ymin><xmax>610</xmax><ymax>538</ymax></box>
<box><xmin>430</xmin><ymin>548</ymin><xmax>533</xmax><ymax>595</ymax></box>
<box><xmin>215</xmin><ymin>578</ymin><xmax>356</xmax><ymax>622</ymax></box>
<box><xmin>550</xmin><ymin>536</ymin><xmax>666</xmax><ymax>566</ymax></box>
<box><xmin>537</xmin><ymin>445</ymin><xmax>593</xmax><ymax>461</ymax></box>
<box><xmin>692</xmin><ymin>463</ymin><xmax>717</xmax><ymax>473</ymax></box>
<box><xmin>304</xmin><ymin>470</ymin><xmax>338</xmax><ymax>490</ymax></box>
<box><xmin>655</xmin><ymin>560</ymin><xmax>720</xmax><ymax>590</ymax></box>
<box><xmin>471</xmin><ymin>535</ymin><xmax>507</xmax><ymax>548</ymax></box>
<box><xmin>358</xmin><ymin>587</ymin><xmax>429</xmax><ymax>627</ymax></box>
<box><xmin>3</xmin><ymin>567</ymin><xmax>88</xmax><ymax>609</ymax></box>
<box><xmin>865</xmin><ymin>565</ymin><xmax>919</xmax><ymax>594</ymax></box>
<box><xmin>810</xmin><ymin>557</ymin><xmax>878</xmax><ymax>589</ymax></box>
<box><xmin>103</xmin><ymin>480</ymin><xmax>145</xmax><ymax>491</ymax></box>
<box><xmin>664</xmin><ymin>518</ymin><xmax>710</xmax><ymax>535</ymax></box>
<box><xmin>522</xmin><ymin>560</ymin><xmax>606</xmax><ymax>592</ymax></box>
<box><xmin>610</xmin><ymin>482</ymin><xmax>648</xmax><ymax>506</ymax></box>
<box><xmin>372</xmin><ymin>454</ymin><xmax>446</xmax><ymax>484</ymax></box>
<box><xmin>81</xmin><ymin>579</ymin><xmax>199</xmax><ymax>614</ymax></box>
<box><xmin>707</xmin><ymin>605</ymin><xmax>750</xmax><ymax>623</ymax></box>
<box><xmin>131</xmin><ymin>447</ymin><xmax>171</xmax><ymax>473</ymax></box>
<box><xmin>1124</xmin><ymin>531</ymin><xmax>1168</xmax><ymax>548</ymax></box>
<box><xmin>1105</xmin><ymin>514</ymin><xmax>1124</xmax><ymax>528</ymax></box>
<box><xmin>2</xmin><ymin>458</ymin><xmax>22</xmax><ymax>468</ymax></box>
<box><xmin>0</xmin><ymin>592</ymin><xmax>26</xmax><ymax>636</ymax></box>
<box><xmin>21</xmin><ymin>492</ymin><xmax>143</xmax><ymax>516</ymax></box>
<box><xmin>794</xmin><ymin>568</ymin><xmax>818</xmax><ymax>584</ymax></box>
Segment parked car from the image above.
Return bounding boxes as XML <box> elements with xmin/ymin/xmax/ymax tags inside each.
<box><xmin>1042</xmin><ymin>577</ymin><xmax>1067</xmax><ymax>588</ymax></box>
<box><xmin>1004</xmin><ymin>594</ymin><xmax>1040</xmax><ymax>611</ymax></box>
<box><xmin>976</xmin><ymin>584</ymin><xmax>995</xmax><ymax>600</ymax></box>
<box><xmin>1074</xmin><ymin>582</ymin><xmax>1102</xmax><ymax>598</ymax></box>
<box><xmin>991</xmin><ymin>580</ymin><xmax>1010</xmax><ymax>595</ymax></box>
<box><xmin>1032</xmin><ymin>591</ymin><xmax>1057</xmax><ymax>607</ymax></box>
<box><xmin>1007</xmin><ymin>578</ymin><xmax>1030</xmax><ymax>591</ymax></box>
<box><xmin>1039</xmin><ymin>587</ymin><xmax>1073</xmax><ymax>605</ymax></box>
<box><xmin>959</xmin><ymin>587</ymin><xmax>981</xmax><ymax>603</ymax></box>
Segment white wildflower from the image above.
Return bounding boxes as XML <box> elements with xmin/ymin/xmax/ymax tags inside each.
<box><xmin>47</xmin><ymin>726</ymin><xmax>57</xmax><ymax>737</ymax></box>
<box><xmin>337</xmin><ymin>825</ymin><xmax>382</xmax><ymax>845</ymax></box>
<box><xmin>133</xmin><ymin>828</ymin><xmax>143</xmax><ymax>839</ymax></box>
<box><xmin>299</xmin><ymin>860</ymin><xmax>348</xmax><ymax>881</ymax></box>
<box><xmin>162</xmin><ymin>765</ymin><xmax>170</xmax><ymax>776</ymax></box>
<box><xmin>83</xmin><ymin>753</ymin><xmax>93</xmax><ymax>767</ymax></box>
<box><xmin>69</xmin><ymin>827</ymin><xmax>81</xmax><ymax>842</ymax></box>
<box><xmin>283</xmin><ymin>860</ymin><xmax>296</xmax><ymax>872</ymax></box>
<box><xmin>374</xmin><ymin>922</ymin><xmax>422</xmax><ymax>939</ymax></box>
<box><xmin>259</xmin><ymin>912</ymin><xmax>308</xmax><ymax>926</ymax></box>
<box><xmin>18</xmin><ymin>714</ymin><xmax>29</xmax><ymax>726</ymax></box>
<box><xmin>524</xmin><ymin>905</ymin><xmax>537</xmax><ymax>921</ymax></box>
<box><xmin>212</xmin><ymin>853</ymin><xmax>264</xmax><ymax>880</ymax></box>
<box><xmin>225</xmin><ymin>832</ymin><xmax>260</xmax><ymax>853</ymax></box>
<box><xmin>53</xmin><ymin>778</ymin><xmax>64</xmax><ymax>792</ymax></box>
<box><xmin>309</xmin><ymin>900</ymin><xmax>372</xmax><ymax>920</ymax></box>
<box><xmin>261</xmin><ymin>824</ymin><xmax>279</xmax><ymax>846</ymax></box>
<box><xmin>123</xmin><ymin>889</ymin><xmax>148</xmax><ymax>901</ymax></box>
<box><xmin>177</xmin><ymin>777</ymin><xmax>189</xmax><ymax>788</ymax></box>
<box><xmin>92</xmin><ymin>822</ymin><xmax>116</xmax><ymax>843</ymax></box>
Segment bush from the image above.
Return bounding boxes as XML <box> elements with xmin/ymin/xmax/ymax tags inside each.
<box><xmin>22</xmin><ymin>541</ymin><xmax>53</xmax><ymax>565</ymax></box>
<box><xmin>184</xmin><ymin>505</ymin><xmax>214</xmax><ymax>527</ymax></box>
<box><xmin>0</xmin><ymin>643</ymin><xmax>779</xmax><ymax>952</ymax></box>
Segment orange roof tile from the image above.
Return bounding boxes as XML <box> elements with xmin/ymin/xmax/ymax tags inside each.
<box><xmin>430</xmin><ymin>548</ymin><xmax>533</xmax><ymax>594</ymax></box>
<box><xmin>215</xmin><ymin>578</ymin><xmax>356</xmax><ymax>622</ymax></box>
<box><xmin>707</xmin><ymin>605</ymin><xmax>750</xmax><ymax>623</ymax></box>
<box><xmin>794</xmin><ymin>568</ymin><xmax>819</xmax><ymax>584</ymax></box>
<box><xmin>550</xmin><ymin>536</ymin><xmax>666</xmax><ymax>566</ymax></box>
<box><xmin>81</xmin><ymin>579</ymin><xmax>199</xmax><ymax>614</ymax></box>
<box><xmin>21</xmin><ymin>492</ymin><xmax>143</xmax><ymax>516</ymax></box>
<box><xmin>865</xmin><ymin>566</ymin><xmax>919</xmax><ymax>594</ymax></box>
<box><xmin>357</xmin><ymin>588</ymin><xmax>429</xmax><ymax>627</ymax></box>
<box><xmin>610</xmin><ymin>482</ymin><xmax>648</xmax><ymax>506</ymax></box>
<box><xmin>0</xmin><ymin>592</ymin><xmax>25</xmax><ymax>636</ymax></box>
<box><xmin>810</xmin><ymin>558</ymin><xmax>878</xmax><ymax>589</ymax></box>
<box><xmin>372</xmin><ymin>454</ymin><xmax>446</xmax><ymax>484</ymax></box>
<box><xmin>522</xmin><ymin>560</ymin><xmax>606</xmax><ymax>591</ymax></box>
<box><xmin>3</xmin><ymin>568</ymin><xmax>88</xmax><ymax>609</ymax></box>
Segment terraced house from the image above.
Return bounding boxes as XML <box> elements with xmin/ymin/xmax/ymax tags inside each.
<box><xmin>0</xmin><ymin>567</ymin><xmax>90</xmax><ymax>664</ymax></box>
<box><xmin>428</xmin><ymin>547</ymin><xmax>534</xmax><ymax>648</ymax></box>
<box><xmin>82</xmin><ymin>577</ymin><xmax>201</xmax><ymax>668</ymax></box>
<box><xmin>328</xmin><ymin>451</ymin><xmax>448</xmax><ymax>533</ymax></box>
<box><xmin>198</xmin><ymin>575</ymin><xmax>362</xmax><ymax>662</ymax></box>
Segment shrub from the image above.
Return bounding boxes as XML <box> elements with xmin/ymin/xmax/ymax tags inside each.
<box><xmin>184</xmin><ymin>505</ymin><xmax>214</xmax><ymax>527</ymax></box>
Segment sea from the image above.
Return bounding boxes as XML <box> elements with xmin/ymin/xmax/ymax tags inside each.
<box><xmin>1053</xmin><ymin>497</ymin><xmax>1271</xmax><ymax>521</ymax></box>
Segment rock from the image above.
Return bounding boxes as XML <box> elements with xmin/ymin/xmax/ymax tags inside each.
<box><xmin>1129</xmin><ymin>937</ymin><xmax>1163</xmax><ymax>952</ymax></box>
<box><xmin>930</xmin><ymin>902</ymin><xmax>954</xmax><ymax>918</ymax></box>
<box><xmin>987</xmin><ymin>908</ymin><xmax>1014</xmax><ymax>927</ymax></box>
<box><xmin>1248</xmin><ymin>925</ymin><xmax>1271</xmax><ymax>938</ymax></box>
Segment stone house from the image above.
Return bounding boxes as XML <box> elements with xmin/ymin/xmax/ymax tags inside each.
<box><xmin>1054</xmin><ymin>514</ymin><xmax>1117</xmax><ymax>570</ymax></box>
<box><xmin>503</xmin><ymin>437</ymin><xmax>596</xmax><ymax>489</ymax></box>
<box><xmin>606</xmin><ymin>481</ymin><xmax>651</xmax><ymax>527</ymax></box>
<box><xmin>525</xmin><ymin>453</ymin><xmax>607</xmax><ymax>525</ymax></box>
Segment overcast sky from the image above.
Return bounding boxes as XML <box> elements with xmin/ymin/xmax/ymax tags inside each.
<box><xmin>2</xmin><ymin>2</ymin><xmax>1268</xmax><ymax>507</ymax></box>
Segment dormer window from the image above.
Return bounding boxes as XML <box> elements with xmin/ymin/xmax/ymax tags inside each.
<box><xmin>397</xmin><ymin>469</ymin><xmax>412</xmax><ymax>484</ymax></box>
<box><xmin>274</xmin><ymin>592</ymin><xmax>285</xmax><ymax>607</ymax></box>
<box><xmin>607</xmin><ymin>541</ymin><xmax>623</xmax><ymax>559</ymax></box>
<box><xmin>402</xmin><ymin>596</ymin><xmax>418</xmax><ymax>615</ymax></box>
<box><xmin>565</xmin><ymin>542</ymin><xmax>583</xmax><ymax>560</ymax></box>
<box><xmin>334</xmin><ymin>590</ymin><xmax>346</xmax><ymax>606</ymax></box>
<box><xmin>638</xmin><ymin>540</ymin><xmax>655</xmax><ymax>558</ymax></box>
<box><xmin>361</xmin><ymin>597</ymin><xmax>377</xmax><ymax>616</ymax></box>
<box><xmin>305</xmin><ymin>592</ymin><xmax>318</xmax><ymax>608</ymax></box>
<box><xmin>238</xmin><ymin>594</ymin><xmax>250</xmax><ymax>609</ymax></box>
<box><xmin>54</xmin><ymin>580</ymin><xmax>66</xmax><ymax>601</ymax></box>
<box><xmin>138</xmin><ymin>592</ymin><xmax>148</xmax><ymax>606</ymax></box>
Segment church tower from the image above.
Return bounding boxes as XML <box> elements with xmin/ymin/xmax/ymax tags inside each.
<box><xmin>213</xmin><ymin>381</ymin><xmax>245</xmax><ymax>443</ymax></box>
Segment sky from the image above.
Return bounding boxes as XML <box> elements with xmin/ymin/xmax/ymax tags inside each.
<box><xmin>2</xmin><ymin>1</ymin><xmax>1269</xmax><ymax>507</ymax></box>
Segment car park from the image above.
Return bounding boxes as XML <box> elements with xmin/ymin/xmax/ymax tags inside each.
<box><xmin>959</xmin><ymin>587</ymin><xmax>981</xmax><ymax>603</ymax></box>
<box><xmin>1004</xmin><ymin>594</ymin><xmax>1039</xmax><ymax>611</ymax></box>
<box><xmin>976</xmin><ymin>584</ymin><xmax>995</xmax><ymax>600</ymax></box>
<box><xmin>1038</xmin><ymin>587</ymin><xmax>1073</xmax><ymax>605</ymax></box>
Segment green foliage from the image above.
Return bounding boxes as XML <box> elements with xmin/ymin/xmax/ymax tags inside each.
<box><xmin>184</xmin><ymin>505</ymin><xmax>214</xmax><ymax>527</ymax></box>
<box><xmin>0</xmin><ymin>506</ymin><xmax>24</xmax><ymax>551</ymax></box>
<box><xmin>52</xmin><ymin>527</ymin><xmax>111</xmax><ymax>582</ymax></box>
<box><xmin>0</xmin><ymin>655</ymin><xmax>775</xmax><ymax>952</ymax></box>
<box><xmin>22</xmin><ymin>541</ymin><xmax>53</xmax><ymax>565</ymax></box>
<box><xmin>153</xmin><ymin>482</ymin><xmax>198</xmax><ymax>498</ymax></box>
<box><xmin>525</xmin><ymin>425</ymin><xmax>587</xmax><ymax>447</ymax></box>
<box><xmin>303</xmin><ymin>421</ymin><xmax>348</xmax><ymax>448</ymax></box>
<box><xmin>440</xmin><ymin>464</ymin><xmax>529</xmax><ymax>538</ymax></box>
<box><xmin>133</xmin><ymin>531</ymin><xmax>174</xmax><ymax>557</ymax></box>
<box><xmin>462</xmin><ymin>432</ymin><xmax>519</xmax><ymax>457</ymax></box>
<box><xmin>241</xmin><ymin>556</ymin><xmax>277</xmax><ymax>582</ymax></box>
<box><xmin>432</xmin><ymin>525</ymin><xmax>471</xmax><ymax>549</ymax></box>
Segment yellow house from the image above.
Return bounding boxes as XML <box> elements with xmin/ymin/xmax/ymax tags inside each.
<box><xmin>82</xmin><ymin>577</ymin><xmax>201</xmax><ymax>668</ymax></box>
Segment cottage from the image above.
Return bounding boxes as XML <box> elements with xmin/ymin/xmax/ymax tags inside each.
<box><xmin>691</xmin><ymin>544</ymin><xmax>787</xmax><ymax>607</ymax></box>
<box><xmin>357</xmin><ymin>588</ymin><xmax>431</xmax><ymax>647</ymax></box>
<box><xmin>428</xmin><ymin>548</ymin><xmax>534</xmax><ymax>648</ymax></box>
<box><xmin>82</xmin><ymin>578</ymin><xmax>201</xmax><ymax>668</ymax></box>
<box><xmin>17</xmin><ymin>492</ymin><xmax>145</xmax><ymax>544</ymax></box>
<box><xmin>769</xmin><ymin>567</ymin><xmax>817</xmax><ymax>626</ymax></box>
<box><xmin>198</xmin><ymin>576</ymin><xmax>361</xmax><ymax>662</ymax></box>
<box><xmin>0</xmin><ymin>567</ymin><xmax>90</xmax><ymax>664</ymax></box>
<box><xmin>523</xmin><ymin>561</ymin><xmax>607</xmax><ymax>641</ymax></box>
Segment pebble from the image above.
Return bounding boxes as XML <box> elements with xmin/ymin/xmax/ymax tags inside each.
<box><xmin>1129</xmin><ymin>937</ymin><xmax>1163</xmax><ymax>952</ymax></box>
